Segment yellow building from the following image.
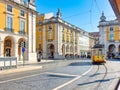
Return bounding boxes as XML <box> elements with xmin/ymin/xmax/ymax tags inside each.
<box><xmin>98</xmin><ymin>12</ymin><xmax>120</xmax><ymax>58</ymax></box>
<box><xmin>36</xmin><ymin>9</ymin><xmax>90</xmax><ymax>59</ymax></box>
<box><xmin>0</xmin><ymin>0</ymin><xmax>37</xmax><ymax>62</ymax></box>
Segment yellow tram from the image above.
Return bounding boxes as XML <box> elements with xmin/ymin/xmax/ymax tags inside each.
<box><xmin>92</xmin><ymin>44</ymin><xmax>106</xmax><ymax>63</ymax></box>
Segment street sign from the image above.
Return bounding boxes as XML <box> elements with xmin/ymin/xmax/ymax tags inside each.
<box><xmin>22</xmin><ymin>47</ymin><xmax>25</xmax><ymax>53</ymax></box>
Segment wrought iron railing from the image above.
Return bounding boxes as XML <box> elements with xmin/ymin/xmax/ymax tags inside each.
<box><xmin>5</xmin><ymin>28</ymin><xmax>14</xmax><ymax>33</ymax></box>
<box><xmin>19</xmin><ymin>31</ymin><xmax>26</xmax><ymax>35</ymax></box>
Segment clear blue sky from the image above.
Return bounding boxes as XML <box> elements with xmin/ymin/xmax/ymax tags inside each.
<box><xmin>35</xmin><ymin>0</ymin><xmax>116</xmax><ymax>32</ymax></box>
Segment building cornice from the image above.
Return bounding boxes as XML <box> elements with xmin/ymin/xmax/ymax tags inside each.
<box><xmin>40</xmin><ymin>17</ymin><xmax>89</xmax><ymax>36</ymax></box>
<box><xmin>0</xmin><ymin>30</ymin><xmax>28</xmax><ymax>38</ymax></box>
<box><xmin>2</xmin><ymin>0</ymin><xmax>38</xmax><ymax>14</ymax></box>
<box><xmin>98</xmin><ymin>19</ymin><xmax>120</xmax><ymax>27</ymax></box>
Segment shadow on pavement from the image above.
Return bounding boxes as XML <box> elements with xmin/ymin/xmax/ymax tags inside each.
<box><xmin>108</xmin><ymin>59</ymin><xmax>120</xmax><ymax>61</ymax></box>
<box><xmin>90</xmin><ymin>70</ymin><xmax>120</xmax><ymax>77</ymax></box>
<box><xmin>78</xmin><ymin>78</ymin><xmax>114</xmax><ymax>86</ymax></box>
<box><xmin>47</xmin><ymin>74</ymin><xmax>74</xmax><ymax>78</ymax></box>
<box><xmin>69</xmin><ymin>62</ymin><xmax>91</xmax><ymax>66</ymax></box>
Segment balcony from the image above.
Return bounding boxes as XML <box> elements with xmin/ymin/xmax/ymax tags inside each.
<box><xmin>48</xmin><ymin>39</ymin><xmax>53</xmax><ymax>42</ymax></box>
<box><xmin>19</xmin><ymin>31</ymin><xmax>26</xmax><ymax>35</ymax></box>
<box><xmin>5</xmin><ymin>28</ymin><xmax>14</xmax><ymax>33</ymax></box>
<box><xmin>62</xmin><ymin>39</ymin><xmax>65</xmax><ymax>42</ymax></box>
<box><xmin>109</xmin><ymin>40</ymin><xmax>115</xmax><ymax>42</ymax></box>
<box><xmin>66</xmin><ymin>40</ymin><xmax>69</xmax><ymax>43</ymax></box>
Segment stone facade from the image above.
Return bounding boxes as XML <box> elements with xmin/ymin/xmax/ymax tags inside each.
<box><xmin>36</xmin><ymin>9</ymin><xmax>90</xmax><ymax>59</ymax></box>
<box><xmin>0</xmin><ymin>0</ymin><xmax>37</xmax><ymax>62</ymax></box>
<box><xmin>98</xmin><ymin>12</ymin><xmax>120</xmax><ymax>57</ymax></box>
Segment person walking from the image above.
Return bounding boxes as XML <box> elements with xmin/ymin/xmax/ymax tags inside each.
<box><xmin>37</xmin><ymin>51</ymin><xmax>42</xmax><ymax>62</ymax></box>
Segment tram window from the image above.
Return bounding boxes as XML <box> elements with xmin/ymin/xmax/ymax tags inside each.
<box><xmin>92</xmin><ymin>50</ymin><xmax>97</xmax><ymax>55</ymax></box>
<box><xmin>98</xmin><ymin>49</ymin><xmax>102</xmax><ymax>55</ymax></box>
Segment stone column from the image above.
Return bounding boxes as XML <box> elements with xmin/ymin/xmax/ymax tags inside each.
<box><xmin>73</xmin><ymin>31</ymin><xmax>75</xmax><ymax>59</ymax></box>
<box><xmin>28</xmin><ymin>13</ymin><xmax>37</xmax><ymax>62</ymax></box>
<box><xmin>58</xmin><ymin>25</ymin><xmax>63</xmax><ymax>59</ymax></box>
<box><xmin>68</xmin><ymin>45</ymin><xmax>71</xmax><ymax>59</ymax></box>
<box><xmin>63</xmin><ymin>44</ymin><xmax>66</xmax><ymax>59</ymax></box>
<box><xmin>76</xmin><ymin>33</ymin><xmax>79</xmax><ymax>56</ymax></box>
<box><xmin>0</xmin><ymin>41</ymin><xmax>4</xmax><ymax>57</ymax></box>
<box><xmin>54</xmin><ymin>23</ymin><xmax>59</xmax><ymax>59</ymax></box>
<box><xmin>54</xmin><ymin>23</ymin><xmax>63</xmax><ymax>59</ymax></box>
<box><xmin>106</xmin><ymin>44</ymin><xmax>109</xmax><ymax>54</ymax></box>
<box><xmin>0</xmin><ymin>41</ymin><xmax>1</xmax><ymax>57</ymax></box>
<box><xmin>15</xmin><ymin>43</ymin><xmax>19</xmax><ymax>60</ymax></box>
<box><xmin>42</xmin><ymin>25</ymin><xmax>46</xmax><ymax>58</ymax></box>
<box><xmin>115</xmin><ymin>44</ymin><xmax>119</xmax><ymax>54</ymax></box>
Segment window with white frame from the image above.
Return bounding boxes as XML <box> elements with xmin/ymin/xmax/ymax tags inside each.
<box><xmin>38</xmin><ymin>20</ymin><xmax>42</xmax><ymax>25</ymax></box>
<box><xmin>62</xmin><ymin>27</ymin><xmax>64</xmax><ymax>41</ymax></box>
<box><xmin>38</xmin><ymin>28</ymin><xmax>41</xmax><ymax>32</ymax></box>
<box><xmin>7</xmin><ymin>5</ymin><xmax>12</xmax><ymax>12</ymax></box>
<box><xmin>48</xmin><ymin>25</ymin><xmax>52</xmax><ymax>39</ymax></box>
<box><xmin>20</xmin><ymin>20</ymin><xmax>25</xmax><ymax>32</ymax></box>
<box><xmin>38</xmin><ymin>36</ymin><xmax>41</xmax><ymax>40</ymax></box>
<box><xmin>7</xmin><ymin>16</ymin><xmax>13</xmax><ymax>30</ymax></box>
<box><xmin>67</xmin><ymin>30</ymin><xmax>69</xmax><ymax>42</ymax></box>
<box><xmin>75</xmin><ymin>46</ymin><xmax>77</xmax><ymax>52</ymax></box>
<box><xmin>110</xmin><ymin>27</ymin><xmax>114</xmax><ymax>41</ymax></box>
<box><xmin>20</xmin><ymin>10</ymin><xmax>25</xmax><ymax>17</ymax></box>
<box><xmin>70</xmin><ymin>31</ymin><xmax>73</xmax><ymax>42</ymax></box>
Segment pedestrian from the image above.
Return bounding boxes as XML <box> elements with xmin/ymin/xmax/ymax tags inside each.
<box><xmin>84</xmin><ymin>54</ymin><xmax>86</xmax><ymax>59</ymax></box>
<box><xmin>37</xmin><ymin>51</ymin><xmax>42</xmax><ymax>62</ymax></box>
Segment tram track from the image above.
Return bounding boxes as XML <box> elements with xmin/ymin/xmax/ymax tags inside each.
<box><xmin>93</xmin><ymin>61</ymin><xmax>120</xmax><ymax>90</ymax></box>
<box><xmin>72</xmin><ymin>63</ymin><xmax>108</xmax><ymax>90</ymax></box>
<box><xmin>50</xmin><ymin>61</ymin><xmax>109</xmax><ymax>90</ymax></box>
<box><xmin>71</xmin><ymin>64</ymin><xmax>104</xmax><ymax>90</ymax></box>
<box><xmin>106</xmin><ymin>61</ymin><xmax>120</xmax><ymax>90</ymax></box>
<box><xmin>93</xmin><ymin>64</ymin><xmax>108</xmax><ymax>90</ymax></box>
<box><xmin>53</xmin><ymin>61</ymin><xmax>120</xmax><ymax>90</ymax></box>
